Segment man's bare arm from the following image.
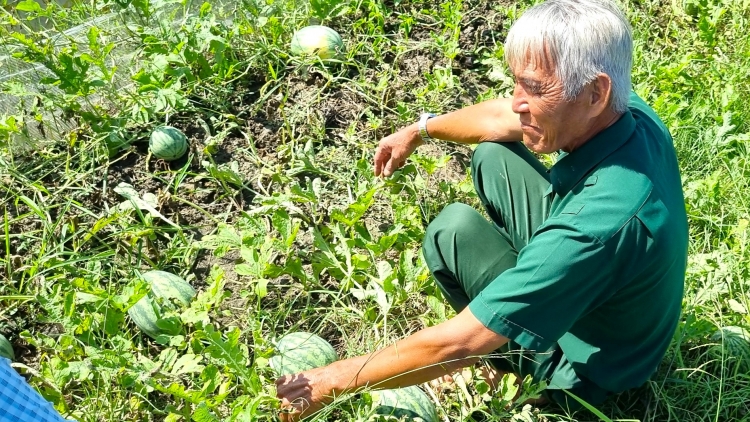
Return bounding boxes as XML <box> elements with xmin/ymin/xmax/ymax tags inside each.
<box><xmin>374</xmin><ymin>98</ymin><xmax>521</xmax><ymax>177</ymax></box>
<box><xmin>275</xmin><ymin>307</ymin><xmax>508</xmax><ymax>421</ymax></box>
<box><xmin>422</xmin><ymin>98</ymin><xmax>522</xmax><ymax>144</ymax></box>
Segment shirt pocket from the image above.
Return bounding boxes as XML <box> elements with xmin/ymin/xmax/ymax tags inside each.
<box><xmin>561</xmin><ymin>204</ymin><xmax>585</xmax><ymax>215</ymax></box>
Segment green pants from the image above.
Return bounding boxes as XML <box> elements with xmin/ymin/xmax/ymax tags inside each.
<box><xmin>422</xmin><ymin>142</ymin><xmax>608</xmax><ymax>410</ymax></box>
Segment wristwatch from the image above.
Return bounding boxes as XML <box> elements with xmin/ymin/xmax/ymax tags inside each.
<box><xmin>418</xmin><ymin>112</ymin><xmax>437</xmax><ymax>142</ymax></box>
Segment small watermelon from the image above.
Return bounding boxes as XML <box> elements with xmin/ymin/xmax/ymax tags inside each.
<box><xmin>269</xmin><ymin>332</ymin><xmax>338</xmax><ymax>376</ymax></box>
<box><xmin>371</xmin><ymin>386</ymin><xmax>438</xmax><ymax>422</ymax></box>
<box><xmin>149</xmin><ymin>126</ymin><xmax>188</xmax><ymax>161</ymax></box>
<box><xmin>0</xmin><ymin>334</ymin><xmax>14</xmax><ymax>361</ymax></box>
<box><xmin>127</xmin><ymin>270</ymin><xmax>196</xmax><ymax>339</ymax></box>
<box><xmin>290</xmin><ymin>25</ymin><xmax>345</xmax><ymax>60</ymax></box>
<box><xmin>709</xmin><ymin>325</ymin><xmax>750</xmax><ymax>369</ymax></box>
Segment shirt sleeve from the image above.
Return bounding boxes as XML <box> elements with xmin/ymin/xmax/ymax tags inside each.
<box><xmin>467</xmin><ymin>217</ymin><xmax>615</xmax><ymax>352</ymax></box>
<box><xmin>0</xmin><ymin>358</ymin><xmax>68</xmax><ymax>421</ymax></box>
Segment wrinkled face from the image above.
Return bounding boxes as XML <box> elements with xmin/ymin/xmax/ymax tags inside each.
<box><xmin>511</xmin><ymin>60</ymin><xmax>593</xmax><ymax>154</ymax></box>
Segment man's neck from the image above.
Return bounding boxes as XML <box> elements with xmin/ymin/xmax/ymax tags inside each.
<box><xmin>563</xmin><ymin>110</ymin><xmax>624</xmax><ymax>153</ymax></box>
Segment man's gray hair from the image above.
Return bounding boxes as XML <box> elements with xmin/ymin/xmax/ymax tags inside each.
<box><xmin>505</xmin><ymin>0</ymin><xmax>633</xmax><ymax>114</ymax></box>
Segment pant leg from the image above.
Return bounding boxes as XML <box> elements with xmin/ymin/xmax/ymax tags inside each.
<box><xmin>422</xmin><ymin>202</ymin><xmax>518</xmax><ymax>312</ymax></box>
<box><xmin>422</xmin><ymin>141</ymin><xmax>552</xmax><ymax>312</ymax></box>
<box><xmin>471</xmin><ymin>141</ymin><xmax>552</xmax><ymax>251</ymax></box>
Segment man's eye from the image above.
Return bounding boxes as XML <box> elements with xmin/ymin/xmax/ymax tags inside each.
<box><xmin>523</xmin><ymin>80</ymin><xmax>541</xmax><ymax>94</ymax></box>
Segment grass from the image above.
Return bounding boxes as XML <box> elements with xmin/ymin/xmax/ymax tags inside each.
<box><xmin>1</xmin><ymin>0</ymin><xmax>750</xmax><ymax>420</ymax></box>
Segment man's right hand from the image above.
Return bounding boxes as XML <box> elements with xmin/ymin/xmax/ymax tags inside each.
<box><xmin>373</xmin><ymin>98</ymin><xmax>522</xmax><ymax>178</ymax></box>
<box><xmin>374</xmin><ymin>123</ymin><xmax>423</xmax><ymax>178</ymax></box>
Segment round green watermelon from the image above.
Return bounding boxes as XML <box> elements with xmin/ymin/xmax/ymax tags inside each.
<box><xmin>127</xmin><ymin>270</ymin><xmax>196</xmax><ymax>339</ymax></box>
<box><xmin>0</xmin><ymin>334</ymin><xmax>14</xmax><ymax>361</ymax></box>
<box><xmin>290</xmin><ymin>25</ymin><xmax>345</xmax><ymax>60</ymax></box>
<box><xmin>710</xmin><ymin>325</ymin><xmax>750</xmax><ymax>369</ymax></box>
<box><xmin>149</xmin><ymin>126</ymin><xmax>188</xmax><ymax>161</ymax></box>
<box><xmin>371</xmin><ymin>386</ymin><xmax>438</xmax><ymax>422</ymax></box>
<box><xmin>269</xmin><ymin>332</ymin><xmax>338</xmax><ymax>376</ymax></box>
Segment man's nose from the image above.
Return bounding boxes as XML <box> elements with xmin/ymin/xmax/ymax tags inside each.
<box><xmin>512</xmin><ymin>84</ymin><xmax>529</xmax><ymax>114</ymax></box>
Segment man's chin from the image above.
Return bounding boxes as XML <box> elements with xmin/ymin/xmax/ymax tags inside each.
<box><xmin>522</xmin><ymin>137</ymin><xmax>553</xmax><ymax>155</ymax></box>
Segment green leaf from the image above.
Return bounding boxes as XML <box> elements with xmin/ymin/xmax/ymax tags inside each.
<box><xmin>171</xmin><ymin>354</ymin><xmax>204</xmax><ymax>375</ymax></box>
<box><xmin>499</xmin><ymin>373</ymin><xmax>519</xmax><ymax>402</ymax></box>
<box><xmin>197</xmin><ymin>325</ymin><xmax>256</xmax><ymax>391</ymax></box>
<box><xmin>16</xmin><ymin>0</ymin><xmax>41</xmax><ymax>12</ymax></box>
<box><xmin>87</xmin><ymin>27</ymin><xmax>100</xmax><ymax>52</ymax></box>
<box><xmin>63</xmin><ymin>291</ymin><xmax>75</xmax><ymax>318</ymax></box>
<box><xmin>234</xmin><ymin>263</ymin><xmax>257</xmax><ymax>276</ymax></box>
<box><xmin>200</xmin><ymin>365</ymin><xmax>222</xmax><ymax>395</ymax></box>
<box><xmin>198</xmin><ymin>2</ymin><xmax>212</xmax><ymax>17</ymax></box>
<box><xmin>562</xmin><ymin>389</ymin><xmax>613</xmax><ymax>421</ymax></box>
<box><xmin>151</xmin><ymin>381</ymin><xmax>204</xmax><ymax>404</ymax></box>
<box><xmin>112</xmin><ymin>280</ymin><xmax>149</xmax><ymax>311</ymax></box>
<box><xmin>104</xmin><ymin>310</ymin><xmax>125</xmax><ymax>336</ymax></box>
<box><xmin>255</xmin><ymin>279</ymin><xmax>268</xmax><ymax>298</ymax></box>
<box><xmin>75</xmin><ymin>292</ymin><xmax>105</xmax><ymax>305</ymax></box>
<box><xmin>155</xmin><ymin>316</ymin><xmax>183</xmax><ymax>336</ymax></box>
<box><xmin>157</xmin><ymin>348</ymin><xmax>179</xmax><ymax>371</ymax></box>
<box><xmin>425</xmin><ymin>295</ymin><xmax>446</xmax><ymax>321</ymax></box>
<box><xmin>192</xmin><ymin>403</ymin><xmax>220</xmax><ymax>422</ymax></box>
<box><xmin>271</xmin><ymin>209</ymin><xmax>300</xmax><ymax>250</ymax></box>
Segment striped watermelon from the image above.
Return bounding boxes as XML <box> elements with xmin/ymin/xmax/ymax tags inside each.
<box><xmin>269</xmin><ymin>332</ymin><xmax>338</xmax><ymax>376</ymax></box>
<box><xmin>371</xmin><ymin>386</ymin><xmax>438</xmax><ymax>422</ymax></box>
<box><xmin>149</xmin><ymin>126</ymin><xmax>188</xmax><ymax>161</ymax></box>
<box><xmin>0</xmin><ymin>334</ymin><xmax>14</xmax><ymax>361</ymax></box>
<box><xmin>127</xmin><ymin>270</ymin><xmax>196</xmax><ymax>339</ymax></box>
<box><xmin>710</xmin><ymin>325</ymin><xmax>750</xmax><ymax>369</ymax></box>
<box><xmin>290</xmin><ymin>25</ymin><xmax>345</xmax><ymax>60</ymax></box>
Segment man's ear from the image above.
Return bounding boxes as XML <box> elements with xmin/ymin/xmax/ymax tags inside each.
<box><xmin>589</xmin><ymin>73</ymin><xmax>613</xmax><ymax>115</ymax></box>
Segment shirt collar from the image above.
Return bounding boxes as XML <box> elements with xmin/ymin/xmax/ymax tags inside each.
<box><xmin>549</xmin><ymin>111</ymin><xmax>636</xmax><ymax>196</ymax></box>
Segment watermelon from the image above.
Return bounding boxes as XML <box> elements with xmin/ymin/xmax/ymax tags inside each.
<box><xmin>290</xmin><ymin>25</ymin><xmax>345</xmax><ymax>60</ymax></box>
<box><xmin>709</xmin><ymin>325</ymin><xmax>750</xmax><ymax>369</ymax></box>
<box><xmin>127</xmin><ymin>270</ymin><xmax>196</xmax><ymax>339</ymax></box>
<box><xmin>370</xmin><ymin>386</ymin><xmax>438</xmax><ymax>422</ymax></box>
<box><xmin>149</xmin><ymin>126</ymin><xmax>188</xmax><ymax>161</ymax></box>
<box><xmin>0</xmin><ymin>334</ymin><xmax>14</xmax><ymax>361</ymax></box>
<box><xmin>269</xmin><ymin>332</ymin><xmax>338</xmax><ymax>376</ymax></box>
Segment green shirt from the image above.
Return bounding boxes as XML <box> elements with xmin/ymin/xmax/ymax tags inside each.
<box><xmin>468</xmin><ymin>92</ymin><xmax>688</xmax><ymax>393</ymax></box>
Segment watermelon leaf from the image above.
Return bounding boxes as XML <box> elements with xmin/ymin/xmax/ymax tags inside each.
<box><xmin>171</xmin><ymin>354</ymin><xmax>204</xmax><ymax>375</ymax></box>
<box><xmin>197</xmin><ymin>325</ymin><xmax>257</xmax><ymax>392</ymax></box>
<box><xmin>192</xmin><ymin>403</ymin><xmax>221</xmax><ymax>422</ymax></box>
<box><xmin>155</xmin><ymin>316</ymin><xmax>183</xmax><ymax>336</ymax></box>
<box><xmin>15</xmin><ymin>0</ymin><xmax>41</xmax><ymax>12</ymax></box>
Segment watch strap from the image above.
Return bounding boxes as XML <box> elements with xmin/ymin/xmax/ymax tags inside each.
<box><xmin>418</xmin><ymin>113</ymin><xmax>437</xmax><ymax>142</ymax></box>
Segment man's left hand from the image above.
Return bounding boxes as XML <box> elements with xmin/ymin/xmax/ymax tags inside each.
<box><xmin>275</xmin><ymin>366</ymin><xmax>334</xmax><ymax>422</ymax></box>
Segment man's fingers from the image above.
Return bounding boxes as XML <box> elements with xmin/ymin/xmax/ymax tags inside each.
<box><xmin>375</xmin><ymin>158</ymin><xmax>383</xmax><ymax>177</ymax></box>
<box><xmin>374</xmin><ymin>145</ymin><xmax>389</xmax><ymax>177</ymax></box>
<box><xmin>275</xmin><ymin>376</ymin><xmax>289</xmax><ymax>388</ymax></box>
<box><xmin>279</xmin><ymin>397</ymin><xmax>310</xmax><ymax>422</ymax></box>
<box><xmin>373</xmin><ymin>147</ymin><xmax>382</xmax><ymax>176</ymax></box>
<box><xmin>383</xmin><ymin>151</ymin><xmax>408</xmax><ymax>177</ymax></box>
<box><xmin>383</xmin><ymin>158</ymin><xmax>396</xmax><ymax>177</ymax></box>
<box><xmin>278</xmin><ymin>396</ymin><xmax>299</xmax><ymax>422</ymax></box>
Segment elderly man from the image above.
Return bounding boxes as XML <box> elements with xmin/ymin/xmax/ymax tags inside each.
<box><xmin>276</xmin><ymin>0</ymin><xmax>688</xmax><ymax>419</ymax></box>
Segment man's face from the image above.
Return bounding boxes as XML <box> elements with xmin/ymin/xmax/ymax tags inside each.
<box><xmin>510</xmin><ymin>60</ymin><xmax>594</xmax><ymax>154</ymax></box>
